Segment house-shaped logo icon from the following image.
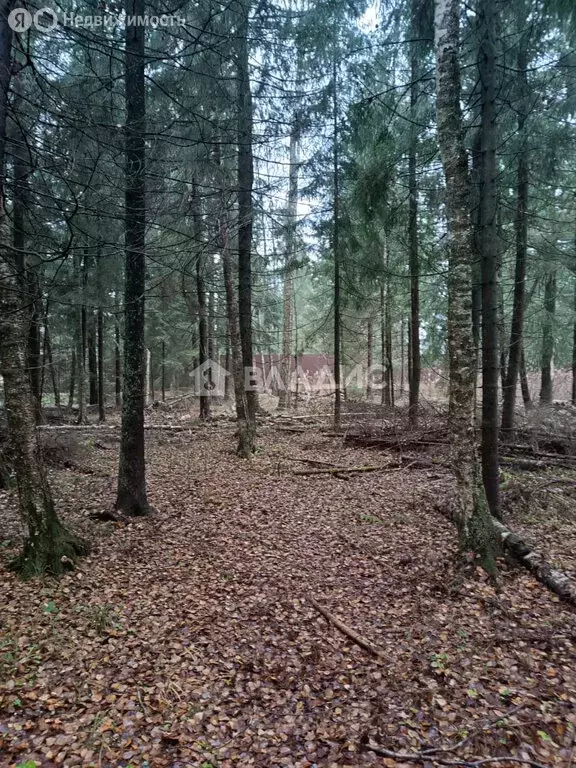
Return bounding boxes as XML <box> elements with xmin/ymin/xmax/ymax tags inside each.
<box><xmin>190</xmin><ymin>359</ymin><xmax>230</xmax><ymax>398</ymax></box>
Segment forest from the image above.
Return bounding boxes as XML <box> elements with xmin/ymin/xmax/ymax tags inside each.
<box><xmin>1</xmin><ymin>0</ymin><xmax>576</xmax><ymax>765</ymax></box>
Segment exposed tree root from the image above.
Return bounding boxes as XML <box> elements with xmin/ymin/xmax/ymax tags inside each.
<box><xmin>10</xmin><ymin>520</ymin><xmax>89</xmax><ymax>580</ymax></box>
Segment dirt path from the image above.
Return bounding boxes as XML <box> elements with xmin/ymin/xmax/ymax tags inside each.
<box><xmin>1</xmin><ymin>423</ymin><xmax>575</xmax><ymax>767</ymax></box>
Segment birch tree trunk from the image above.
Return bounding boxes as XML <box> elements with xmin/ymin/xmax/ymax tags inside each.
<box><xmin>434</xmin><ymin>0</ymin><xmax>498</xmax><ymax>569</ymax></box>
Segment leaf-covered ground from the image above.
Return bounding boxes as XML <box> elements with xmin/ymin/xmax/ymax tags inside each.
<box><xmin>1</xmin><ymin>416</ymin><xmax>575</xmax><ymax>768</ymax></box>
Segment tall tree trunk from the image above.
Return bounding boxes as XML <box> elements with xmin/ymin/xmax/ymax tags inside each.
<box><xmin>116</xmin><ymin>0</ymin><xmax>149</xmax><ymax>515</ymax></box>
<box><xmin>572</xmin><ymin>275</ymin><xmax>576</xmax><ymax>406</ymax></box>
<box><xmin>434</xmin><ymin>0</ymin><xmax>498</xmax><ymax>569</ymax></box>
<box><xmin>0</xmin><ymin>15</ymin><xmax>87</xmax><ymax>577</ymax></box>
<box><xmin>502</xmin><ymin>20</ymin><xmax>528</xmax><ymax>433</ymax></box>
<box><xmin>236</xmin><ymin>0</ymin><xmax>257</xmax><ymax>439</ymax></box>
<box><xmin>216</xmin><ymin>137</ymin><xmax>250</xmax><ymax>452</ymax></box>
<box><xmin>192</xmin><ymin>179</ymin><xmax>211</xmax><ymax>420</ymax></box>
<box><xmin>43</xmin><ymin>317</ymin><xmax>60</xmax><ymax>407</ymax></box>
<box><xmin>87</xmin><ymin>312</ymin><xmax>98</xmax><ymax>406</ymax></box>
<box><xmin>385</xmin><ymin>250</ymin><xmax>394</xmax><ymax>406</ymax></box>
<box><xmin>11</xmin><ymin>81</ymin><xmax>42</xmax><ymax>422</ymax></box>
<box><xmin>380</xmin><ymin>282</ymin><xmax>389</xmax><ymax>405</ymax></box>
<box><xmin>333</xmin><ymin>51</ymin><xmax>342</xmax><ymax>429</ymax></box>
<box><xmin>115</xmin><ymin>308</ymin><xmax>122</xmax><ymax>407</ymax></box>
<box><xmin>408</xmin><ymin>0</ymin><xmax>421</xmax><ymax>425</ymax></box>
<box><xmin>161</xmin><ymin>340</ymin><xmax>166</xmax><ymax>402</ymax></box>
<box><xmin>74</xmin><ymin>252</ymin><xmax>87</xmax><ymax>424</ymax></box>
<box><xmin>366</xmin><ymin>316</ymin><xmax>373</xmax><ymax>400</ymax></box>
<box><xmin>539</xmin><ymin>269</ymin><xmax>556</xmax><ymax>405</ymax></box>
<box><xmin>224</xmin><ymin>331</ymin><xmax>232</xmax><ymax>401</ymax></box>
<box><xmin>478</xmin><ymin>0</ymin><xmax>500</xmax><ymax>518</ymax></box>
<box><xmin>97</xmin><ymin>306</ymin><xmax>105</xmax><ymax>421</ymax></box>
<box><xmin>278</xmin><ymin>111</ymin><xmax>300</xmax><ymax>410</ymax></box>
<box><xmin>68</xmin><ymin>348</ymin><xmax>76</xmax><ymax>409</ymax></box>
<box><xmin>520</xmin><ymin>345</ymin><xmax>531</xmax><ymax>410</ymax></box>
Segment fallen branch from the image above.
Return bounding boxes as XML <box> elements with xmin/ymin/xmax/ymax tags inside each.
<box><xmin>491</xmin><ymin>518</ymin><xmax>576</xmax><ymax>605</ymax></box>
<box><xmin>364</xmin><ymin>740</ymin><xmax>549</xmax><ymax>768</ymax></box>
<box><xmin>501</xmin><ymin>456</ymin><xmax>576</xmax><ymax>472</ymax></box>
<box><xmin>295</xmin><ymin>464</ymin><xmax>385</xmax><ymax>476</ymax></box>
<box><xmin>307</xmin><ymin>595</ymin><xmax>381</xmax><ymax>658</ymax></box>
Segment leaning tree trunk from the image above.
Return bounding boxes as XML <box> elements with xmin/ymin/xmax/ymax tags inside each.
<box><xmin>116</xmin><ymin>0</ymin><xmax>149</xmax><ymax>515</ymax></box>
<box><xmin>502</xmin><ymin>18</ymin><xmax>529</xmax><ymax>433</ymax></box>
<box><xmin>477</xmin><ymin>0</ymin><xmax>500</xmax><ymax>518</ymax></box>
<box><xmin>236</xmin><ymin>0</ymin><xmax>257</xmax><ymax>442</ymax></box>
<box><xmin>434</xmin><ymin>0</ymin><xmax>498</xmax><ymax>570</ymax></box>
<box><xmin>539</xmin><ymin>269</ymin><xmax>556</xmax><ymax>405</ymax></box>
<box><xmin>0</xmin><ymin>11</ymin><xmax>87</xmax><ymax>577</ymax></box>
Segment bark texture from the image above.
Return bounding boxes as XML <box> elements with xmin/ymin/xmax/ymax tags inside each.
<box><xmin>0</xmin><ymin>9</ymin><xmax>87</xmax><ymax>576</ymax></box>
<box><xmin>434</xmin><ymin>0</ymin><xmax>498</xmax><ymax>569</ymax></box>
<box><xmin>502</xmin><ymin>18</ymin><xmax>529</xmax><ymax>433</ymax></box>
<box><xmin>477</xmin><ymin>0</ymin><xmax>500</xmax><ymax>518</ymax></box>
<box><xmin>116</xmin><ymin>0</ymin><xmax>149</xmax><ymax>515</ymax></box>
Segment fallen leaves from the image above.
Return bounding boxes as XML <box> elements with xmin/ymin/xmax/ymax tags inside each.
<box><xmin>0</xmin><ymin>418</ymin><xmax>575</xmax><ymax>767</ymax></box>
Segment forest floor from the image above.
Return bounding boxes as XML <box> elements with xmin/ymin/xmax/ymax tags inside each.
<box><xmin>1</xmin><ymin>402</ymin><xmax>576</xmax><ymax>768</ymax></box>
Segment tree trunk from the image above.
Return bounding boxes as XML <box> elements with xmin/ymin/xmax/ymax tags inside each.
<box><xmin>43</xmin><ymin>317</ymin><xmax>60</xmax><ymax>407</ymax></box>
<box><xmin>74</xmin><ymin>252</ymin><xmax>87</xmax><ymax>424</ymax></box>
<box><xmin>236</xmin><ymin>0</ymin><xmax>257</xmax><ymax>435</ymax></box>
<box><xmin>572</xmin><ymin>275</ymin><xmax>576</xmax><ymax>406</ymax></box>
<box><xmin>539</xmin><ymin>269</ymin><xmax>556</xmax><ymax>405</ymax></box>
<box><xmin>161</xmin><ymin>340</ymin><xmax>166</xmax><ymax>402</ymax></box>
<box><xmin>380</xmin><ymin>282</ymin><xmax>389</xmax><ymax>405</ymax></box>
<box><xmin>333</xmin><ymin>52</ymin><xmax>342</xmax><ymax>429</ymax></box>
<box><xmin>540</xmin><ymin>269</ymin><xmax>556</xmax><ymax>404</ymax></box>
<box><xmin>278</xmin><ymin>111</ymin><xmax>300</xmax><ymax>410</ymax></box>
<box><xmin>87</xmin><ymin>312</ymin><xmax>98</xmax><ymax>406</ymax></box>
<box><xmin>192</xmin><ymin>179</ymin><xmax>211</xmax><ymax>420</ymax></box>
<box><xmin>68</xmin><ymin>348</ymin><xmax>76</xmax><ymax>409</ymax></box>
<box><xmin>366</xmin><ymin>316</ymin><xmax>373</xmax><ymax>400</ymax></box>
<box><xmin>115</xmin><ymin>309</ymin><xmax>122</xmax><ymax>407</ymax></box>
<box><xmin>520</xmin><ymin>345</ymin><xmax>532</xmax><ymax>410</ymax></box>
<box><xmin>478</xmin><ymin>0</ymin><xmax>500</xmax><ymax>518</ymax></box>
<box><xmin>0</xmin><ymin>13</ymin><xmax>87</xmax><ymax>577</ymax></box>
<box><xmin>408</xmin><ymin>0</ymin><xmax>421</xmax><ymax>425</ymax></box>
<box><xmin>224</xmin><ymin>331</ymin><xmax>232</xmax><ymax>401</ymax></box>
<box><xmin>97</xmin><ymin>307</ymin><xmax>105</xmax><ymax>421</ymax></box>
<box><xmin>116</xmin><ymin>0</ymin><xmax>149</xmax><ymax>515</ymax></box>
<box><xmin>502</xmin><ymin>20</ymin><xmax>528</xmax><ymax>433</ymax></box>
<box><xmin>434</xmin><ymin>0</ymin><xmax>498</xmax><ymax>570</ymax></box>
